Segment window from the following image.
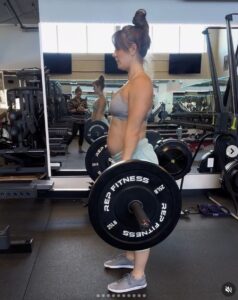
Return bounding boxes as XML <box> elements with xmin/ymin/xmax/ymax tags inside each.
<box><xmin>87</xmin><ymin>24</ymin><xmax>115</xmax><ymax>53</ymax></box>
<box><xmin>40</xmin><ymin>22</ymin><xmax>206</xmax><ymax>54</ymax></box>
<box><xmin>58</xmin><ymin>23</ymin><xmax>87</xmax><ymax>53</ymax></box>
<box><xmin>152</xmin><ymin>24</ymin><xmax>180</xmax><ymax>53</ymax></box>
<box><xmin>40</xmin><ymin>23</ymin><xmax>58</xmax><ymax>53</ymax></box>
<box><xmin>151</xmin><ymin>24</ymin><xmax>206</xmax><ymax>53</ymax></box>
<box><xmin>180</xmin><ymin>25</ymin><xmax>205</xmax><ymax>53</ymax></box>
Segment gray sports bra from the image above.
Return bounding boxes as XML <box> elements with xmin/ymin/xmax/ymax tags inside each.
<box><xmin>109</xmin><ymin>92</ymin><xmax>128</xmax><ymax>120</ymax></box>
<box><xmin>109</xmin><ymin>91</ymin><xmax>152</xmax><ymax>121</ymax></box>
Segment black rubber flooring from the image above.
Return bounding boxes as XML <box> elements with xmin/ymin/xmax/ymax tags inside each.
<box><xmin>0</xmin><ymin>191</ymin><xmax>237</xmax><ymax>300</ymax></box>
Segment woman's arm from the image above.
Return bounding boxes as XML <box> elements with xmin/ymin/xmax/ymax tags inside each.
<box><xmin>68</xmin><ymin>99</ymin><xmax>77</xmax><ymax>113</ymax></box>
<box><xmin>122</xmin><ymin>76</ymin><xmax>153</xmax><ymax>161</ymax></box>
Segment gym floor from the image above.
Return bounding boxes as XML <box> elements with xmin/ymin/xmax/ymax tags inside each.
<box><xmin>1</xmin><ymin>138</ymin><xmax>238</xmax><ymax>300</ymax></box>
<box><xmin>0</xmin><ymin>188</ymin><xmax>237</xmax><ymax>300</ymax></box>
<box><xmin>51</xmin><ymin>139</ymin><xmax>90</xmax><ymax>169</ymax></box>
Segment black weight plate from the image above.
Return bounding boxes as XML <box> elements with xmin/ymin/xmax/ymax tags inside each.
<box><xmin>214</xmin><ymin>134</ymin><xmax>238</xmax><ymax>167</ymax></box>
<box><xmin>88</xmin><ymin>160</ymin><xmax>181</xmax><ymax>251</ymax></box>
<box><xmin>85</xmin><ymin>135</ymin><xmax>112</xmax><ymax>180</ymax></box>
<box><xmin>154</xmin><ymin>139</ymin><xmax>192</xmax><ymax>180</ymax></box>
<box><xmin>146</xmin><ymin>130</ymin><xmax>161</xmax><ymax>148</ymax></box>
<box><xmin>198</xmin><ymin>150</ymin><xmax>220</xmax><ymax>173</ymax></box>
<box><xmin>85</xmin><ymin>118</ymin><xmax>92</xmax><ymax>127</ymax></box>
<box><xmin>222</xmin><ymin>160</ymin><xmax>238</xmax><ymax>195</ymax></box>
<box><xmin>85</xmin><ymin>120</ymin><xmax>109</xmax><ymax>144</ymax></box>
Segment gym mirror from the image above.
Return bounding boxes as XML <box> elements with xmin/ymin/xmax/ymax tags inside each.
<box><xmin>39</xmin><ymin>22</ymin><xmax>128</xmax><ymax>175</ymax></box>
<box><xmin>38</xmin><ymin>23</ymin><xmax>229</xmax><ymax>177</ymax></box>
<box><xmin>0</xmin><ymin>0</ymin><xmax>49</xmax><ymax>181</ymax></box>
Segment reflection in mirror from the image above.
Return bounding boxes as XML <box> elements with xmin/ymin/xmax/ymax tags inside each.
<box><xmin>0</xmin><ymin>2</ymin><xmax>49</xmax><ymax>181</ymax></box>
<box><xmin>39</xmin><ymin>23</ymin><xmax>235</xmax><ymax>176</ymax></box>
<box><xmin>44</xmin><ymin>75</ymin><xmax>125</xmax><ymax>174</ymax></box>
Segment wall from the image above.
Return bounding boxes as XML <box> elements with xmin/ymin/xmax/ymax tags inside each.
<box><xmin>48</xmin><ymin>53</ymin><xmax>210</xmax><ymax>81</ymax></box>
<box><xmin>0</xmin><ymin>25</ymin><xmax>41</xmax><ymax>70</ymax></box>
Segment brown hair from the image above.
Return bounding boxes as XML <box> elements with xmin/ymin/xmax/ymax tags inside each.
<box><xmin>112</xmin><ymin>9</ymin><xmax>151</xmax><ymax>59</ymax></box>
<box><xmin>75</xmin><ymin>86</ymin><xmax>82</xmax><ymax>94</ymax></box>
<box><xmin>93</xmin><ymin>75</ymin><xmax>105</xmax><ymax>90</ymax></box>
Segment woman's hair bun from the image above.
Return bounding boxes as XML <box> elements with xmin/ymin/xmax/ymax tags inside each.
<box><xmin>99</xmin><ymin>75</ymin><xmax>105</xmax><ymax>83</ymax></box>
<box><xmin>93</xmin><ymin>75</ymin><xmax>105</xmax><ymax>90</ymax></box>
<box><xmin>132</xmin><ymin>9</ymin><xmax>148</xmax><ymax>30</ymax></box>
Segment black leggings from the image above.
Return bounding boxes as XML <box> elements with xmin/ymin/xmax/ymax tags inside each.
<box><xmin>68</xmin><ymin>122</ymin><xmax>85</xmax><ymax>147</ymax></box>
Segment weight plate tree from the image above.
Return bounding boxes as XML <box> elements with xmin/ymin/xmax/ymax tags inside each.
<box><xmin>85</xmin><ymin>120</ymin><xmax>108</xmax><ymax>144</ymax></box>
<box><xmin>88</xmin><ymin>160</ymin><xmax>181</xmax><ymax>251</ymax></box>
<box><xmin>154</xmin><ymin>139</ymin><xmax>192</xmax><ymax>180</ymax></box>
<box><xmin>85</xmin><ymin>135</ymin><xmax>112</xmax><ymax>181</ymax></box>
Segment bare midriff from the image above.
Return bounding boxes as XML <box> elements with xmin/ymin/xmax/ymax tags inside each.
<box><xmin>107</xmin><ymin>117</ymin><xmax>147</xmax><ymax>156</ymax></box>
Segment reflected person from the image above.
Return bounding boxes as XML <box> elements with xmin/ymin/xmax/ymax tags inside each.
<box><xmin>92</xmin><ymin>75</ymin><xmax>109</xmax><ymax>125</ymax></box>
<box><xmin>67</xmin><ymin>86</ymin><xmax>88</xmax><ymax>153</ymax></box>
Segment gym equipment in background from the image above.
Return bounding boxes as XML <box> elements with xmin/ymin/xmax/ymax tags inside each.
<box><xmin>154</xmin><ymin>139</ymin><xmax>192</xmax><ymax>180</ymax></box>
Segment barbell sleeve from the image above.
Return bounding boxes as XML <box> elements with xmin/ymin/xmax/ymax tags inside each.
<box><xmin>129</xmin><ymin>200</ymin><xmax>151</xmax><ymax>230</ymax></box>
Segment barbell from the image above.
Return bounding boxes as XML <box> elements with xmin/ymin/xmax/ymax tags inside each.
<box><xmin>88</xmin><ymin>159</ymin><xmax>181</xmax><ymax>251</ymax></box>
<box><xmin>86</xmin><ymin>132</ymin><xmax>238</xmax><ymax>250</ymax></box>
<box><xmin>85</xmin><ymin>135</ymin><xmax>192</xmax><ymax>181</ymax></box>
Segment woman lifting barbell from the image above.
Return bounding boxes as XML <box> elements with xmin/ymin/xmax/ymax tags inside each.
<box><xmin>104</xmin><ymin>9</ymin><xmax>158</xmax><ymax>293</ymax></box>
